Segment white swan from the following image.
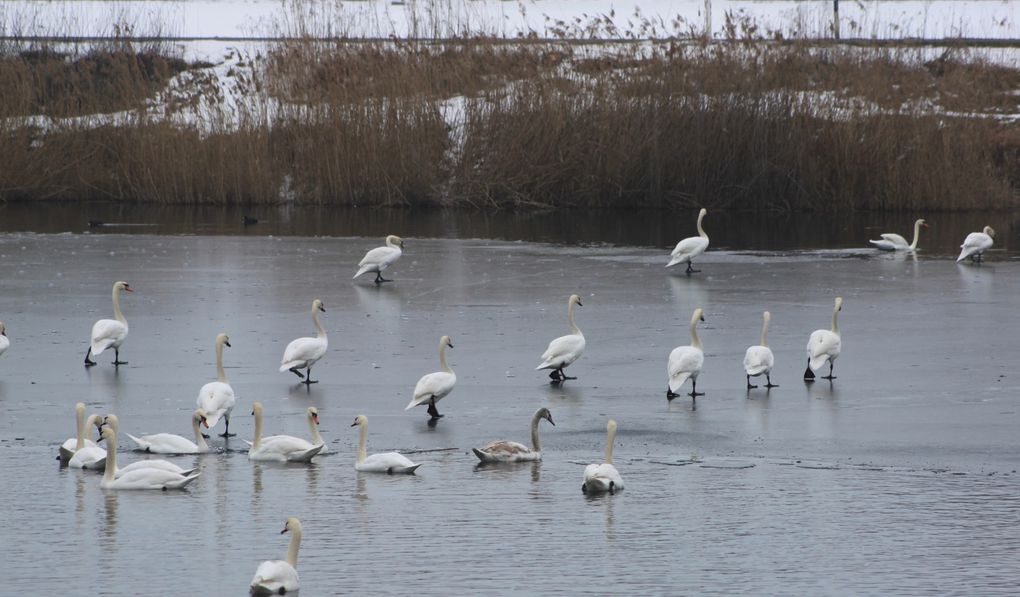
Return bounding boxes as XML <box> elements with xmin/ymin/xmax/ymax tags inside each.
<box><xmin>957</xmin><ymin>226</ymin><xmax>995</xmax><ymax>263</ymax></box>
<box><xmin>0</xmin><ymin>321</ymin><xmax>8</xmax><ymax>358</ymax></box>
<box><xmin>666</xmin><ymin>208</ymin><xmax>709</xmax><ymax>274</ymax></box>
<box><xmin>197</xmin><ymin>333</ymin><xmax>237</xmax><ymax>437</ymax></box>
<box><xmin>250</xmin><ymin>517</ymin><xmax>302</xmax><ymax>596</ymax></box>
<box><xmin>535</xmin><ymin>294</ymin><xmax>585</xmax><ymax>382</ymax></box>
<box><xmin>473</xmin><ymin>407</ymin><xmax>554</xmax><ymax>463</ymax></box>
<box><xmin>59</xmin><ymin>402</ymin><xmax>99</xmax><ymax>462</ymax></box>
<box><xmin>100</xmin><ymin>415</ymin><xmax>198</xmax><ymax>478</ymax></box>
<box><xmin>405</xmin><ymin>335</ymin><xmax>456</xmax><ymax>420</ymax></box>
<box><xmin>351</xmin><ymin>415</ymin><xmax>422</xmax><ymax>474</ymax></box>
<box><xmin>805</xmin><ymin>297</ymin><xmax>843</xmax><ymax>381</ymax></box>
<box><xmin>248</xmin><ymin>402</ymin><xmax>325</xmax><ymax>463</ymax></box>
<box><xmin>870</xmin><ymin>218</ymin><xmax>927</xmax><ymax>251</ymax></box>
<box><xmin>667</xmin><ymin>308</ymin><xmax>706</xmax><ymax>401</ymax></box>
<box><xmin>306</xmin><ymin>407</ymin><xmax>328</xmax><ymax>454</ymax></box>
<box><xmin>744</xmin><ymin>311</ymin><xmax>777</xmax><ymax>390</ymax></box>
<box><xmin>84</xmin><ymin>280</ymin><xmax>132</xmax><ymax>366</ymax></box>
<box><xmin>583</xmin><ymin>419</ymin><xmax>624</xmax><ymax>494</ymax></box>
<box><xmin>280</xmin><ymin>299</ymin><xmax>328</xmax><ymax>385</ymax></box>
<box><xmin>68</xmin><ymin>414</ymin><xmax>107</xmax><ymax>469</ymax></box>
<box><xmin>99</xmin><ymin>425</ymin><xmax>200</xmax><ymax>490</ymax></box>
<box><xmin>125</xmin><ymin>410</ymin><xmax>210</xmax><ymax>454</ymax></box>
<box><xmin>353</xmin><ymin>235</ymin><xmax>404</xmax><ymax>283</ymax></box>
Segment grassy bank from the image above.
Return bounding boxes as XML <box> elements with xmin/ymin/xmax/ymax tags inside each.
<box><xmin>0</xmin><ymin>32</ymin><xmax>1017</xmax><ymax>210</ymax></box>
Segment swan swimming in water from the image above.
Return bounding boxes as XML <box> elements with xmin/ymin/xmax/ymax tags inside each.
<box><xmin>353</xmin><ymin>235</ymin><xmax>404</xmax><ymax>283</ymax></box>
<box><xmin>405</xmin><ymin>335</ymin><xmax>456</xmax><ymax>420</ymax></box>
<box><xmin>279</xmin><ymin>299</ymin><xmax>328</xmax><ymax>385</ymax></box>
<box><xmin>99</xmin><ymin>425</ymin><xmax>201</xmax><ymax>490</ymax></box>
<box><xmin>100</xmin><ymin>415</ymin><xmax>198</xmax><ymax>478</ymax></box>
<box><xmin>473</xmin><ymin>408</ymin><xmax>555</xmax><ymax>463</ymax></box>
<box><xmin>666</xmin><ymin>208</ymin><xmax>709</xmax><ymax>274</ymax></box>
<box><xmin>197</xmin><ymin>333</ymin><xmax>237</xmax><ymax>437</ymax></box>
<box><xmin>535</xmin><ymin>294</ymin><xmax>585</xmax><ymax>382</ymax></box>
<box><xmin>59</xmin><ymin>402</ymin><xmax>99</xmax><ymax>462</ymax></box>
<box><xmin>124</xmin><ymin>409</ymin><xmax>211</xmax><ymax>454</ymax></box>
<box><xmin>351</xmin><ymin>415</ymin><xmax>422</xmax><ymax>474</ymax></box>
<box><xmin>667</xmin><ymin>308</ymin><xmax>706</xmax><ymax>401</ymax></box>
<box><xmin>804</xmin><ymin>297</ymin><xmax>843</xmax><ymax>381</ymax></box>
<box><xmin>957</xmin><ymin>226</ymin><xmax>995</xmax><ymax>263</ymax></box>
<box><xmin>870</xmin><ymin>218</ymin><xmax>927</xmax><ymax>251</ymax></box>
<box><xmin>583</xmin><ymin>419</ymin><xmax>624</xmax><ymax>494</ymax></box>
<box><xmin>68</xmin><ymin>414</ymin><xmax>107</xmax><ymax>469</ymax></box>
<box><xmin>250</xmin><ymin>517</ymin><xmax>302</xmax><ymax>595</ymax></box>
<box><xmin>247</xmin><ymin>402</ymin><xmax>324</xmax><ymax>463</ymax></box>
<box><xmin>744</xmin><ymin>311</ymin><xmax>777</xmax><ymax>390</ymax></box>
<box><xmin>84</xmin><ymin>281</ymin><xmax>132</xmax><ymax>367</ymax></box>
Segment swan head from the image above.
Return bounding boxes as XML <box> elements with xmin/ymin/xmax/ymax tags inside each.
<box><xmin>114</xmin><ymin>281</ymin><xmax>133</xmax><ymax>293</ymax></box>
<box><xmin>916</xmin><ymin>218</ymin><xmax>928</xmax><ymax>229</ymax></box>
<box><xmin>569</xmin><ymin>294</ymin><xmax>583</xmax><ymax>307</ymax></box>
<box><xmin>763</xmin><ymin>310</ymin><xmax>771</xmax><ymax>323</ymax></box>
<box><xmin>312</xmin><ymin>299</ymin><xmax>325</xmax><ymax>313</ymax></box>
<box><xmin>85</xmin><ymin>414</ymin><xmax>104</xmax><ymax>438</ymax></box>
<box><xmin>691</xmin><ymin>308</ymin><xmax>705</xmax><ymax>324</ymax></box>
<box><xmin>251</xmin><ymin>402</ymin><xmax>263</xmax><ymax>417</ymax></box>
<box><xmin>308</xmin><ymin>407</ymin><xmax>320</xmax><ymax>425</ymax></box>
<box><xmin>216</xmin><ymin>333</ymin><xmax>231</xmax><ymax>348</ymax></box>
<box><xmin>194</xmin><ymin>409</ymin><xmax>209</xmax><ymax>428</ymax></box>
<box><xmin>75</xmin><ymin>402</ymin><xmax>86</xmax><ymax>417</ymax></box>
<box><xmin>698</xmin><ymin>208</ymin><xmax>707</xmax><ymax>218</ymax></box>
<box><xmin>387</xmin><ymin>235</ymin><xmax>405</xmax><ymax>249</ymax></box>
<box><xmin>440</xmin><ymin>335</ymin><xmax>454</xmax><ymax>349</ymax></box>
<box><xmin>350</xmin><ymin>414</ymin><xmax>368</xmax><ymax>428</ymax></box>
<box><xmin>281</xmin><ymin>517</ymin><xmax>301</xmax><ymax>535</ymax></box>
<box><xmin>99</xmin><ymin>413</ymin><xmax>119</xmax><ymax>433</ymax></box>
<box><xmin>607</xmin><ymin>419</ymin><xmax>617</xmax><ymax>434</ymax></box>
<box><xmin>983</xmin><ymin>226</ymin><xmax>995</xmax><ymax>238</ymax></box>
<box><xmin>834</xmin><ymin>297</ymin><xmax>844</xmax><ymax>311</ymax></box>
<box><xmin>100</xmin><ymin>426</ymin><xmax>116</xmax><ymax>443</ymax></box>
<box><xmin>536</xmin><ymin>407</ymin><xmax>555</xmax><ymax>426</ymax></box>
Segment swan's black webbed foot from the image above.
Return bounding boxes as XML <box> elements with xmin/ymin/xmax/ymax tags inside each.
<box><xmin>803</xmin><ymin>361</ymin><xmax>815</xmax><ymax>381</ymax></box>
<box><xmin>374</xmin><ymin>272</ymin><xmax>391</xmax><ymax>284</ymax></box>
<box><xmin>821</xmin><ymin>375</ymin><xmax>837</xmax><ymax>380</ymax></box>
<box><xmin>667</xmin><ymin>388</ymin><xmax>678</xmax><ymax>400</ymax></box>
<box><xmin>685</xmin><ymin>262</ymin><xmax>701</xmax><ymax>274</ymax></box>
<box><xmin>289</xmin><ymin>367</ymin><xmax>305</xmax><ymax>379</ymax></box>
<box><xmin>84</xmin><ymin>348</ymin><xmax>96</xmax><ymax>367</ymax></box>
<box><xmin>113</xmin><ymin>360</ymin><xmax>128</xmax><ymax>366</ymax></box>
<box><xmin>746</xmin><ymin>375</ymin><xmax>758</xmax><ymax>390</ymax></box>
<box><xmin>562</xmin><ymin>374</ymin><xmax>576</xmax><ymax>381</ymax></box>
<box><xmin>689</xmin><ymin>391</ymin><xmax>705</xmax><ymax>397</ymax></box>
<box><xmin>427</xmin><ymin>398</ymin><xmax>443</xmax><ymax>420</ymax></box>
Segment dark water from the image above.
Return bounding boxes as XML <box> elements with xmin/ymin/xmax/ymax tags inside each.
<box><xmin>0</xmin><ymin>207</ymin><xmax>1018</xmax><ymax>594</ymax></box>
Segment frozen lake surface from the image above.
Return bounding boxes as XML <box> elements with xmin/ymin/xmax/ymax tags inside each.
<box><xmin>0</xmin><ymin>209</ymin><xmax>1018</xmax><ymax>594</ymax></box>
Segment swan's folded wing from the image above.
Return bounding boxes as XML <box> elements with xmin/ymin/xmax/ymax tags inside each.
<box><xmin>90</xmin><ymin>319</ymin><xmax>126</xmax><ymax>353</ymax></box>
<box><xmin>538</xmin><ymin>334</ymin><xmax>584</xmax><ymax>367</ymax></box>
<box><xmin>251</xmin><ymin>560</ymin><xmax>298</xmax><ymax>595</ymax></box>
<box><xmin>879</xmin><ymin>233</ymin><xmax>908</xmax><ymax>245</ymax></box>
<box><xmin>358</xmin><ymin>246</ymin><xmax>396</xmax><ymax>267</ymax></box>
<box><xmin>743</xmin><ymin>346</ymin><xmax>773</xmax><ymax>375</ymax></box>
<box><xmin>410</xmin><ymin>371</ymin><xmax>456</xmax><ymax>404</ymax></box>
<box><xmin>280</xmin><ymin>337</ymin><xmax>326</xmax><ymax>370</ymax></box>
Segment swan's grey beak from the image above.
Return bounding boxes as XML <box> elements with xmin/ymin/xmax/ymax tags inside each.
<box><xmin>700</xmin><ymin>315</ymin><xmax>705</xmax><ymax>321</ymax></box>
<box><xmin>280</xmin><ymin>527</ymin><xmax>289</xmax><ymax>535</ymax></box>
<box><xmin>548</xmin><ymin>417</ymin><xmax>556</xmax><ymax>426</ymax></box>
<box><xmin>350</xmin><ymin>421</ymin><xmax>358</xmax><ymax>427</ymax></box>
<box><xmin>225</xmin><ymin>341</ymin><xmax>231</xmax><ymax>347</ymax></box>
<box><xmin>319</xmin><ymin>305</ymin><xmax>326</xmax><ymax>313</ymax></box>
<box><xmin>577</xmin><ymin>300</ymin><xmax>583</xmax><ymax>307</ymax></box>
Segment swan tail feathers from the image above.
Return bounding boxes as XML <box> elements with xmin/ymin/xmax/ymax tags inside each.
<box><xmin>242</xmin><ymin>439</ymin><xmax>254</xmax><ymax>447</ymax></box>
<box><xmin>808</xmin><ymin>354</ymin><xmax>829</xmax><ymax>371</ymax></box>
<box><xmin>405</xmin><ymin>396</ymin><xmax>426</xmax><ymax>410</ymax></box>
<box><xmin>166</xmin><ymin>472</ymin><xmax>201</xmax><ymax>489</ymax></box>
<box><xmin>287</xmin><ymin>444</ymin><xmax>324</xmax><ymax>462</ymax></box>
<box><xmin>204</xmin><ymin>413</ymin><xmax>223</xmax><ymax>429</ymax></box>
<box><xmin>472</xmin><ymin>448</ymin><xmax>491</xmax><ymax>462</ymax></box>
<box><xmin>126</xmin><ymin>433</ymin><xmax>147</xmax><ymax>449</ymax></box>
<box><xmin>352</xmin><ymin>265</ymin><xmax>372</xmax><ymax>279</ymax></box>
<box><xmin>395</xmin><ymin>463</ymin><xmax>422</xmax><ymax>474</ymax></box>
<box><xmin>669</xmin><ymin>373</ymin><xmax>691</xmax><ymax>393</ymax></box>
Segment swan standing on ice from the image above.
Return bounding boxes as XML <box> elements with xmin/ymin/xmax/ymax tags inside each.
<box><xmin>870</xmin><ymin>218</ymin><xmax>927</xmax><ymax>251</ymax></box>
<box><xmin>666</xmin><ymin>208</ymin><xmax>709</xmax><ymax>274</ymax></box>
<box><xmin>247</xmin><ymin>402</ymin><xmax>325</xmax><ymax>463</ymax></box>
<box><xmin>405</xmin><ymin>335</ymin><xmax>456</xmax><ymax>420</ymax></box>
<box><xmin>99</xmin><ymin>415</ymin><xmax>198</xmax><ymax>478</ymax></box>
<box><xmin>84</xmin><ymin>281</ymin><xmax>132</xmax><ymax>367</ymax></box>
<box><xmin>351</xmin><ymin>415</ymin><xmax>422</xmax><ymax>474</ymax></box>
<box><xmin>68</xmin><ymin>414</ymin><xmax>107</xmax><ymax>469</ymax></box>
<box><xmin>744</xmin><ymin>311</ymin><xmax>777</xmax><ymax>390</ymax></box>
<box><xmin>583</xmin><ymin>419</ymin><xmax>624</xmax><ymax>494</ymax></box>
<box><xmin>280</xmin><ymin>299</ymin><xmax>328</xmax><ymax>385</ymax></box>
<box><xmin>804</xmin><ymin>297</ymin><xmax>843</xmax><ymax>381</ymax></box>
<box><xmin>353</xmin><ymin>235</ymin><xmax>404</xmax><ymax>283</ymax></box>
<box><xmin>957</xmin><ymin>226</ymin><xmax>995</xmax><ymax>263</ymax></box>
<box><xmin>473</xmin><ymin>407</ymin><xmax>555</xmax><ymax>463</ymax></box>
<box><xmin>197</xmin><ymin>333</ymin><xmax>237</xmax><ymax>437</ymax></box>
<box><xmin>59</xmin><ymin>402</ymin><xmax>99</xmax><ymax>462</ymax></box>
<box><xmin>99</xmin><ymin>425</ymin><xmax>200</xmax><ymax>490</ymax></box>
<box><xmin>667</xmin><ymin>308</ymin><xmax>706</xmax><ymax>401</ymax></box>
<box><xmin>0</xmin><ymin>321</ymin><xmax>8</xmax><ymax>358</ymax></box>
<box><xmin>124</xmin><ymin>409</ymin><xmax>210</xmax><ymax>454</ymax></box>
<box><xmin>250</xmin><ymin>517</ymin><xmax>302</xmax><ymax>596</ymax></box>
<box><xmin>535</xmin><ymin>294</ymin><xmax>585</xmax><ymax>382</ymax></box>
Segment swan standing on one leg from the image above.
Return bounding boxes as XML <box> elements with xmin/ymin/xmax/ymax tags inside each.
<box><xmin>0</xmin><ymin>321</ymin><xmax>9</xmax><ymax>358</ymax></box>
<box><xmin>99</xmin><ymin>425</ymin><xmax>200</xmax><ymax>490</ymax></box>
<box><xmin>870</xmin><ymin>218</ymin><xmax>927</xmax><ymax>251</ymax></box>
<box><xmin>744</xmin><ymin>311</ymin><xmax>777</xmax><ymax>390</ymax></box>
<box><xmin>667</xmin><ymin>308</ymin><xmax>706</xmax><ymax>401</ymax></box>
<box><xmin>125</xmin><ymin>409</ymin><xmax>210</xmax><ymax>454</ymax></box>
<box><xmin>473</xmin><ymin>407</ymin><xmax>554</xmax><ymax>463</ymax></box>
<box><xmin>68</xmin><ymin>414</ymin><xmax>107</xmax><ymax>469</ymax></box>
<box><xmin>353</xmin><ymin>235</ymin><xmax>404</xmax><ymax>283</ymax></box>
<box><xmin>405</xmin><ymin>335</ymin><xmax>456</xmax><ymax>420</ymax></box>
<box><xmin>957</xmin><ymin>226</ymin><xmax>995</xmax><ymax>263</ymax></box>
<box><xmin>280</xmin><ymin>299</ymin><xmax>328</xmax><ymax>385</ymax></box>
<box><xmin>59</xmin><ymin>402</ymin><xmax>99</xmax><ymax>462</ymax></box>
<box><xmin>197</xmin><ymin>333</ymin><xmax>237</xmax><ymax>437</ymax></box>
<box><xmin>250</xmin><ymin>517</ymin><xmax>302</xmax><ymax>596</ymax></box>
<box><xmin>666</xmin><ymin>208</ymin><xmax>709</xmax><ymax>274</ymax></box>
<box><xmin>535</xmin><ymin>294</ymin><xmax>585</xmax><ymax>383</ymax></box>
<box><xmin>84</xmin><ymin>281</ymin><xmax>132</xmax><ymax>367</ymax></box>
<box><xmin>247</xmin><ymin>402</ymin><xmax>325</xmax><ymax>463</ymax></box>
<box><xmin>804</xmin><ymin>297</ymin><xmax>843</xmax><ymax>381</ymax></box>
<box><xmin>583</xmin><ymin>419</ymin><xmax>624</xmax><ymax>494</ymax></box>
<box><xmin>100</xmin><ymin>414</ymin><xmax>198</xmax><ymax>477</ymax></box>
<box><xmin>351</xmin><ymin>415</ymin><xmax>422</xmax><ymax>474</ymax></box>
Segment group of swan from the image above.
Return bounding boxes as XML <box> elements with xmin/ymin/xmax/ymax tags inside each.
<box><xmin>353</xmin><ymin>235</ymin><xmax>404</xmax><ymax>283</ymax></box>
<box><xmin>664</xmin><ymin>298</ymin><xmax>843</xmax><ymax>399</ymax></box>
<box><xmin>248</xmin><ymin>402</ymin><xmax>325</xmax><ymax>463</ymax></box>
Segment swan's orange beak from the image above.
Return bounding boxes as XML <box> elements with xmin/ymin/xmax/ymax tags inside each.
<box><xmin>922</xmin><ymin>223</ymin><xmax>929</xmax><ymax>229</ymax></box>
<box><xmin>280</xmin><ymin>526</ymin><xmax>290</xmax><ymax>535</ymax></box>
<box><xmin>202</xmin><ymin>418</ymin><xmax>209</xmax><ymax>428</ymax></box>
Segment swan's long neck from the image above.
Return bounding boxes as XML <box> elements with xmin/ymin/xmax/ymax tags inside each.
<box><xmin>215</xmin><ymin>340</ymin><xmax>227</xmax><ymax>383</ymax></box>
<box><xmin>252</xmin><ymin>409</ymin><xmax>263</xmax><ymax>450</ymax></box>
<box><xmin>690</xmin><ymin>318</ymin><xmax>702</xmax><ymax>350</ymax></box>
<box><xmin>438</xmin><ymin>343</ymin><xmax>452</xmax><ymax>374</ymax></box>
<box><xmin>356</xmin><ymin>422</ymin><xmax>368</xmax><ymax>464</ymax></box>
<box><xmin>193</xmin><ymin>416</ymin><xmax>209</xmax><ymax>451</ymax></box>
<box><xmin>286</xmin><ymin>527</ymin><xmax>302</xmax><ymax>568</ymax></box>
<box><xmin>75</xmin><ymin>406</ymin><xmax>86</xmax><ymax>450</ymax></box>
<box><xmin>696</xmin><ymin>210</ymin><xmax>707</xmax><ymax>238</ymax></box>
<box><xmin>309</xmin><ymin>415</ymin><xmax>325</xmax><ymax>446</ymax></box>
<box><xmin>604</xmin><ymin>425</ymin><xmax>616</xmax><ymax>465</ymax></box>
<box><xmin>831</xmin><ymin>306</ymin><xmax>841</xmax><ymax>336</ymax></box>
<box><xmin>312</xmin><ymin>307</ymin><xmax>326</xmax><ymax>340</ymax></box>
<box><xmin>111</xmin><ymin>286</ymin><xmax>126</xmax><ymax>324</ymax></box>
<box><xmin>909</xmin><ymin>220</ymin><xmax>922</xmax><ymax>250</ymax></box>
<box><xmin>530</xmin><ymin>413</ymin><xmax>542</xmax><ymax>452</ymax></box>
<box><xmin>103</xmin><ymin>431</ymin><xmax>117</xmax><ymax>483</ymax></box>
<box><xmin>760</xmin><ymin>315</ymin><xmax>770</xmax><ymax>347</ymax></box>
<box><xmin>567</xmin><ymin>301</ymin><xmax>582</xmax><ymax>336</ymax></box>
